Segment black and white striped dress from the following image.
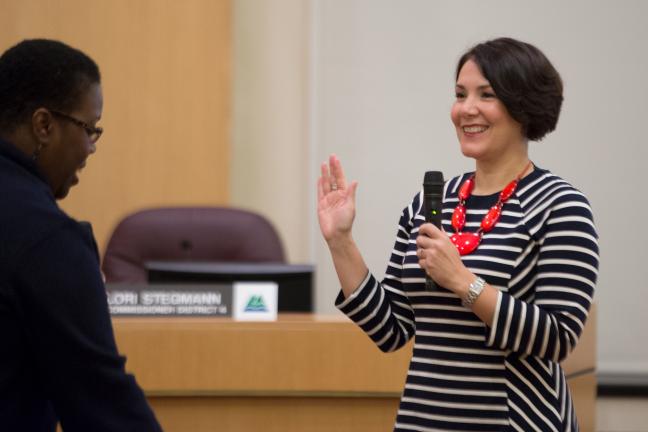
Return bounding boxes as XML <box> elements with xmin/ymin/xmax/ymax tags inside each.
<box><xmin>336</xmin><ymin>166</ymin><xmax>598</xmax><ymax>431</ymax></box>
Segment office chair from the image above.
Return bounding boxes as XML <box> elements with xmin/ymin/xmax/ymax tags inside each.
<box><xmin>102</xmin><ymin>207</ymin><xmax>285</xmax><ymax>283</ymax></box>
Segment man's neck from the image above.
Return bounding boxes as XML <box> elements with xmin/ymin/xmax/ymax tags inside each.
<box><xmin>0</xmin><ymin>126</ymin><xmax>36</xmax><ymax>159</ymax></box>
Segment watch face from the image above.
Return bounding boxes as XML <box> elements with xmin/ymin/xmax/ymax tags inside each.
<box><xmin>463</xmin><ymin>277</ymin><xmax>485</xmax><ymax>308</ymax></box>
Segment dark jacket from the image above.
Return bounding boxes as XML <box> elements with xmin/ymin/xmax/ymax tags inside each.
<box><xmin>0</xmin><ymin>138</ymin><xmax>161</xmax><ymax>431</ymax></box>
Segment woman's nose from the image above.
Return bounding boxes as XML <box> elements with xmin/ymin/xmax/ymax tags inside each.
<box><xmin>461</xmin><ymin>96</ymin><xmax>479</xmax><ymax>116</ymax></box>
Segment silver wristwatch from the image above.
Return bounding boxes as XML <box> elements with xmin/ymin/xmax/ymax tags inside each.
<box><xmin>462</xmin><ymin>276</ymin><xmax>486</xmax><ymax>308</ymax></box>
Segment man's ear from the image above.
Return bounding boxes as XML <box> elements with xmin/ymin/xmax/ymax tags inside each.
<box><xmin>31</xmin><ymin>108</ymin><xmax>54</xmax><ymax>144</ymax></box>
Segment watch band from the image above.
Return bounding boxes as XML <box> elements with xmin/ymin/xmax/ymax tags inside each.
<box><xmin>462</xmin><ymin>276</ymin><xmax>486</xmax><ymax>308</ymax></box>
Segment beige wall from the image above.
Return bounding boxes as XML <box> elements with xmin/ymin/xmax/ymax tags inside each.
<box><xmin>0</xmin><ymin>0</ymin><xmax>231</xmax><ymax>255</ymax></box>
<box><xmin>231</xmin><ymin>0</ymin><xmax>311</xmax><ymax>265</ymax></box>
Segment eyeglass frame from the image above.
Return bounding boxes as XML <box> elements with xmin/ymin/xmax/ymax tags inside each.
<box><xmin>49</xmin><ymin>109</ymin><xmax>103</xmax><ymax>143</ymax></box>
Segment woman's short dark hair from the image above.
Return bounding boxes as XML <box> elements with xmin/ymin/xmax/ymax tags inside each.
<box><xmin>456</xmin><ymin>37</ymin><xmax>563</xmax><ymax>141</ymax></box>
<box><xmin>0</xmin><ymin>39</ymin><xmax>101</xmax><ymax>133</ymax></box>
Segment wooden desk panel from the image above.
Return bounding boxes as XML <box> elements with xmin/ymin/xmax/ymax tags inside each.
<box><xmin>113</xmin><ymin>314</ymin><xmax>411</xmax><ymax>394</ymax></box>
<box><xmin>148</xmin><ymin>396</ymin><xmax>400</xmax><ymax>432</ymax></box>
<box><xmin>113</xmin><ymin>307</ymin><xmax>596</xmax><ymax>432</ymax></box>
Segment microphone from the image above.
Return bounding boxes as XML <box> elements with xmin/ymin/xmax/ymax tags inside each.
<box><xmin>422</xmin><ymin>171</ymin><xmax>444</xmax><ymax>291</ymax></box>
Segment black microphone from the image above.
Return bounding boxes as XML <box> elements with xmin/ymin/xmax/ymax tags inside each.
<box><xmin>422</xmin><ymin>171</ymin><xmax>444</xmax><ymax>291</ymax></box>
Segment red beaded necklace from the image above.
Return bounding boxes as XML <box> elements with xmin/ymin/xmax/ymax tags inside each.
<box><xmin>450</xmin><ymin>161</ymin><xmax>532</xmax><ymax>255</ymax></box>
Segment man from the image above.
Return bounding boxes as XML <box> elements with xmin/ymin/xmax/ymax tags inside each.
<box><xmin>0</xmin><ymin>39</ymin><xmax>162</xmax><ymax>431</ymax></box>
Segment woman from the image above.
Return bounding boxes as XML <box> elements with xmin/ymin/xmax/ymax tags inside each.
<box><xmin>0</xmin><ymin>39</ymin><xmax>161</xmax><ymax>431</ymax></box>
<box><xmin>318</xmin><ymin>37</ymin><xmax>598</xmax><ymax>431</ymax></box>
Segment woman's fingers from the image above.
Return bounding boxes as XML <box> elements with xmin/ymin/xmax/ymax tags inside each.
<box><xmin>317</xmin><ymin>176</ymin><xmax>325</xmax><ymax>201</ymax></box>
<box><xmin>321</xmin><ymin>162</ymin><xmax>332</xmax><ymax>195</ymax></box>
<box><xmin>418</xmin><ymin>222</ymin><xmax>444</xmax><ymax>239</ymax></box>
<box><xmin>348</xmin><ymin>180</ymin><xmax>358</xmax><ymax>200</ymax></box>
<box><xmin>320</xmin><ymin>155</ymin><xmax>352</xmax><ymax>196</ymax></box>
<box><xmin>329</xmin><ymin>154</ymin><xmax>348</xmax><ymax>190</ymax></box>
<box><xmin>416</xmin><ymin>224</ymin><xmax>449</xmax><ymax>264</ymax></box>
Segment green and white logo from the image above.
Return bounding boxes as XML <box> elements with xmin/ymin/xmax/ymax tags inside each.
<box><xmin>233</xmin><ymin>282</ymin><xmax>278</xmax><ymax>321</ymax></box>
<box><xmin>244</xmin><ymin>295</ymin><xmax>268</xmax><ymax>312</ymax></box>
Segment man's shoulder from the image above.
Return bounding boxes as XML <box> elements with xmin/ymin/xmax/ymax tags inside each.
<box><xmin>0</xmin><ymin>168</ymin><xmax>71</xmax><ymax>273</ymax></box>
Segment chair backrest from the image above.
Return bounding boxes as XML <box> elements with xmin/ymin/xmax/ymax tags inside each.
<box><xmin>102</xmin><ymin>207</ymin><xmax>285</xmax><ymax>283</ymax></box>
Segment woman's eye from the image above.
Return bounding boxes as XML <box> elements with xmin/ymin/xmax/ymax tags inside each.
<box><xmin>455</xmin><ymin>92</ymin><xmax>465</xmax><ymax>99</ymax></box>
<box><xmin>482</xmin><ymin>92</ymin><xmax>496</xmax><ymax>99</ymax></box>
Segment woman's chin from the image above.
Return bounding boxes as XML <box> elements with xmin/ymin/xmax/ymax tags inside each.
<box><xmin>459</xmin><ymin>144</ymin><xmax>485</xmax><ymax>160</ymax></box>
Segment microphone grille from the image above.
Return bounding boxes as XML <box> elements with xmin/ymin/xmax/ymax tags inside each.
<box><xmin>423</xmin><ymin>171</ymin><xmax>444</xmax><ymax>186</ymax></box>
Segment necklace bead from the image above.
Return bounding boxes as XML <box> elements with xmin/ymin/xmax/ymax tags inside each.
<box><xmin>451</xmin><ymin>204</ymin><xmax>466</xmax><ymax>232</ymax></box>
<box><xmin>458</xmin><ymin>177</ymin><xmax>474</xmax><ymax>201</ymax></box>
<box><xmin>450</xmin><ymin>232</ymin><xmax>481</xmax><ymax>255</ymax></box>
<box><xmin>500</xmin><ymin>179</ymin><xmax>519</xmax><ymax>202</ymax></box>
<box><xmin>481</xmin><ymin>205</ymin><xmax>502</xmax><ymax>232</ymax></box>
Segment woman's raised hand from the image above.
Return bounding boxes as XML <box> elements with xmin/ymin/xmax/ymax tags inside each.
<box><xmin>317</xmin><ymin>154</ymin><xmax>359</xmax><ymax>244</ymax></box>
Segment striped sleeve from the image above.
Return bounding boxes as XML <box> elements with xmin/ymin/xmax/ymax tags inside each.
<box><xmin>335</xmin><ymin>197</ymin><xmax>417</xmax><ymax>353</ymax></box>
<box><xmin>485</xmin><ymin>187</ymin><xmax>599</xmax><ymax>362</ymax></box>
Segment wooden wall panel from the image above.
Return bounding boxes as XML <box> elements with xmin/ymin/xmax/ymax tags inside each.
<box><xmin>0</xmin><ymin>0</ymin><xmax>231</xmax><ymax>254</ymax></box>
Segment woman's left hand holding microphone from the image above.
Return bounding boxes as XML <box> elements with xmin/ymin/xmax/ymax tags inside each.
<box><xmin>416</xmin><ymin>223</ymin><xmax>474</xmax><ymax>297</ymax></box>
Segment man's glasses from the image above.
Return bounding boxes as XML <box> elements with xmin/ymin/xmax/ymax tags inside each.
<box><xmin>50</xmin><ymin>109</ymin><xmax>103</xmax><ymax>143</ymax></box>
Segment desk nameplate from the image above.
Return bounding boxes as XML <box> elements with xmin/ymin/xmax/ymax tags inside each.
<box><xmin>106</xmin><ymin>283</ymin><xmax>232</xmax><ymax>317</ymax></box>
